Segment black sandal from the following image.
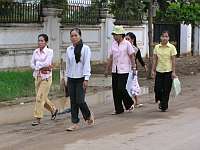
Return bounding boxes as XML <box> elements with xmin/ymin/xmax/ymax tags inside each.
<box><xmin>51</xmin><ymin>109</ymin><xmax>58</xmax><ymax>120</ymax></box>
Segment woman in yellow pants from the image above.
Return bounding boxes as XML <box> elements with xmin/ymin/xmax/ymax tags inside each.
<box><xmin>31</xmin><ymin>34</ymin><xmax>58</xmax><ymax>126</ymax></box>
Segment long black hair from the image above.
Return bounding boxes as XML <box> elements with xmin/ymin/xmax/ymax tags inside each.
<box><xmin>125</xmin><ymin>32</ymin><xmax>137</xmax><ymax>47</ymax></box>
<box><xmin>70</xmin><ymin>28</ymin><xmax>83</xmax><ymax>63</ymax></box>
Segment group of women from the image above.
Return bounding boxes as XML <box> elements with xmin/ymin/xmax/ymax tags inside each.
<box><xmin>30</xmin><ymin>25</ymin><xmax>177</xmax><ymax>131</ymax></box>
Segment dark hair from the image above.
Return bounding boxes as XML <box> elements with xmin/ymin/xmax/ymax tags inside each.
<box><xmin>38</xmin><ymin>34</ymin><xmax>48</xmax><ymax>42</ymax></box>
<box><xmin>70</xmin><ymin>28</ymin><xmax>83</xmax><ymax>63</ymax></box>
<box><xmin>70</xmin><ymin>28</ymin><xmax>82</xmax><ymax>37</ymax></box>
<box><xmin>161</xmin><ymin>30</ymin><xmax>170</xmax><ymax>36</ymax></box>
<box><xmin>125</xmin><ymin>32</ymin><xmax>137</xmax><ymax>47</ymax></box>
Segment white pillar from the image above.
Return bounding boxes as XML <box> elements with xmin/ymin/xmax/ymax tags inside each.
<box><xmin>180</xmin><ymin>24</ymin><xmax>192</xmax><ymax>55</ymax></box>
<box><xmin>194</xmin><ymin>25</ymin><xmax>200</xmax><ymax>55</ymax></box>
<box><xmin>42</xmin><ymin>8</ymin><xmax>62</xmax><ymax>65</ymax></box>
<box><xmin>100</xmin><ymin>8</ymin><xmax>115</xmax><ymax>62</ymax></box>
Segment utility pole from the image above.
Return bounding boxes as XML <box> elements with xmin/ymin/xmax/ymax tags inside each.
<box><xmin>147</xmin><ymin>0</ymin><xmax>153</xmax><ymax>78</ymax></box>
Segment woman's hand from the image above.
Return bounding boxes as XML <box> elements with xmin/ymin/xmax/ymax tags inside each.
<box><xmin>61</xmin><ymin>78</ymin><xmax>66</xmax><ymax>91</ymax></box>
<box><xmin>151</xmin><ymin>70</ymin><xmax>156</xmax><ymax>79</ymax></box>
<box><xmin>83</xmin><ymin>80</ymin><xmax>88</xmax><ymax>92</ymax></box>
<box><xmin>104</xmin><ymin>69</ymin><xmax>109</xmax><ymax>78</ymax></box>
<box><xmin>172</xmin><ymin>72</ymin><xmax>177</xmax><ymax>79</ymax></box>
<box><xmin>144</xmin><ymin>65</ymin><xmax>148</xmax><ymax>72</ymax></box>
<box><xmin>40</xmin><ymin>65</ymin><xmax>53</xmax><ymax>74</ymax></box>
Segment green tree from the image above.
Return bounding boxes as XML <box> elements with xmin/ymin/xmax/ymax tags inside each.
<box><xmin>155</xmin><ymin>0</ymin><xmax>200</xmax><ymax>25</ymax></box>
<box><xmin>108</xmin><ymin>0</ymin><xmax>145</xmax><ymax>25</ymax></box>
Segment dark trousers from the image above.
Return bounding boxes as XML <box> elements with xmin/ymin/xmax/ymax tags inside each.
<box><xmin>112</xmin><ymin>73</ymin><xmax>134</xmax><ymax>114</ymax></box>
<box><xmin>68</xmin><ymin>77</ymin><xmax>91</xmax><ymax>124</ymax></box>
<box><xmin>154</xmin><ymin>71</ymin><xmax>173</xmax><ymax>110</ymax></box>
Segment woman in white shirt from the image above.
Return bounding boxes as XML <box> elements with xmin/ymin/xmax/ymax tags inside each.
<box><xmin>65</xmin><ymin>28</ymin><xmax>94</xmax><ymax>131</ymax></box>
<box><xmin>31</xmin><ymin>34</ymin><xmax>58</xmax><ymax>126</ymax></box>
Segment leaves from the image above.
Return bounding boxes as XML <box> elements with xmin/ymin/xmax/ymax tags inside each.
<box><xmin>156</xmin><ymin>1</ymin><xmax>200</xmax><ymax>25</ymax></box>
<box><xmin>108</xmin><ymin>0</ymin><xmax>145</xmax><ymax>25</ymax></box>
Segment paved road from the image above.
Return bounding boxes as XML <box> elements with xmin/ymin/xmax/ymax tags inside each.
<box><xmin>0</xmin><ymin>74</ymin><xmax>200</xmax><ymax>150</ymax></box>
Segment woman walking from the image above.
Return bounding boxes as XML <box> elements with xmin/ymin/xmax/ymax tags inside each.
<box><xmin>31</xmin><ymin>34</ymin><xmax>58</xmax><ymax>126</ymax></box>
<box><xmin>151</xmin><ymin>31</ymin><xmax>177</xmax><ymax>112</ymax></box>
<box><xmin>105</xmin><ymin>26</ymin><xmax>137</xmax><ymax>115</ymax></box>
<box><xmin>65</xmin><ymin>28</ymin><xmax>94</xmax><ymax>131</ymax></box>
<box><xmin>125</xmin><ymin>32</ymin><xmax>147</xmax><ymax>108</ymax></box>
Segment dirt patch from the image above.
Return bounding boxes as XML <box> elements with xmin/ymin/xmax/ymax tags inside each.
<box><xmin>92</xmin><ymin>56</ymin><xmax>200</xmax><ymax>77</ymax></box>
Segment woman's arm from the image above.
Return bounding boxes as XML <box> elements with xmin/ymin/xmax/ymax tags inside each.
<box><xmin>171</xmin><ymin>55</ymin><xmax>177</xmax><ymax>78</ymax></box>
<box><xmin>30</xmin><ymin>52</ymin><xmax>36</xmax><ymax>70</ymax></box>
<box><xmin>151</xmin><ymin>54</ymin><xmax>158</xmax><ymax>78</ymax></box>
<box><xmin>83</xmin><ymin>46</ymin><xmax>91</xmax><ymax>81</ymax></box>
<box><xmin>136</xmin><ymin>49</ymin><xmax>145</xmax><ymax>67</ymax></box>
<box><xmin>104</xmin><ymin>55</ymin><xmax>113</xmax><ymax>77</ymax></box>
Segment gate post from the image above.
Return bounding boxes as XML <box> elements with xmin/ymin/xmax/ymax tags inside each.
<box><xmin>180</xmin><ymin>24</ymin><xmax>192</xmax><ymax>55</ymax></box>
<box><xmin>42</xmin><ymin>7</ymin><xmax>62</xmax><ymax>66</ymax></box>
<box><xmin>194</xmin><ymin>25</ymin><xmax>200</xmax><ymax>56</ymax></box>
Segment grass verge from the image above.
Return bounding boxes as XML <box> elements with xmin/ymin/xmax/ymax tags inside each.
<box><xmin>0</xmin><ymin>69</ymin><xmax>60</xmax><ymax>102</ymax></box>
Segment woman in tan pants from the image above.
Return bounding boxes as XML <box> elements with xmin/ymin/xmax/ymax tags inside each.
<box><xmin>31</xmin><ymin>34</ymin><xmax>58</xmax><ymax>126</ymax></box>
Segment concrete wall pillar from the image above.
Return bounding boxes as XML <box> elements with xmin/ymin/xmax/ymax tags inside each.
<box><xmin>42</xmin><ymin>8</ymin><xmax>62</xmax><ymax>65</ymax></box>
<box><xmin>180</xmin><ymin>24</ymin><xmax>192</xmax><ymax>55</ymax></box>
<box><xmin>194</xmin><ymin>25</ymin><xmax>200</xmax><ymax>56</ymax></box>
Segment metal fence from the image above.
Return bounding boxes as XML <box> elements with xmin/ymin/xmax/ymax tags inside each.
<box><xmin>0</xmin><ymin>2</ymin><xmax>42</xmax><ymax>23</ymax></box>
<box><xmin>61</xmin><ymin>0</ymin><xmax>101</xmax><ymax>25</ymax></box>
<box><xmin>114</xmin><ymin>11</ymin><xmax>143</xmax><ymax>26</ymax></box>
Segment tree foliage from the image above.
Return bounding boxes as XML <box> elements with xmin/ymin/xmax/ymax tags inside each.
<box><xmin>108</xmin><ymin>0</ymin><xmax>145</xmax><ymax>25</ymax></box>
<box><xmin>155</xmin><ymin>0</ymin><xmax>200</xmax><ymax>25</ymax></box>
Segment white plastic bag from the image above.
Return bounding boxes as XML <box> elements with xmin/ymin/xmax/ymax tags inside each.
<box><xmin>172</xmin><ymin>77</ymin><xmax>181</xmax><ymax>96</ymax></box>
<box><xmin>126</xmin><ymin>71</ymin><xmax>141</xmax><ymax>97</ymax></box>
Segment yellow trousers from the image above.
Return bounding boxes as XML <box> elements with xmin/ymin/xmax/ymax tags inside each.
<box><xmin>33</xmin><ymin>76</ymin><xmax>56</xmax><ymax>118</ymax></box>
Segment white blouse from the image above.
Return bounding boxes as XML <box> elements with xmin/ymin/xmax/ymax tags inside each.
<box><xmin>31</xmin><ymin>46</ymin><xmax>53</xmax><ymax>79</ymax></box>
<box><xmin>65</xmin><ymin>44</ymin><xmax>91</xmax><ymax>80</ymax></box>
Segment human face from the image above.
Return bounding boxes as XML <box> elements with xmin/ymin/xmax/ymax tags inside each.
<box><xmin>70</xmin><ymin>30</ymin><xmax>81</xmax><ymax>45</ymax></box>
<box><xmin>38</xmin><ymin>36</ymin><xmax>47</xmax><ymax>49</ymax></box>
<box><xmin>125</xmin><ymin>35</ymin><xmax>134</xmax><ymax>44</ymax></box>
<box><xmin>161</xmin><ymin>32</ymin><xmax>169</xmax><ymax>45</ymax></box>
<box><xmin>113</xmin><ymin>34</ymin><xmax>123</xmax><ymax>43</ymax></box>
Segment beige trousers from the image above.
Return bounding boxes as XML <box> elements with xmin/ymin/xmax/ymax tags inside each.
<box><xmin>33</xmin><ymin>76</ymin><xmax>56</xmax><ymax>118</ymax></box>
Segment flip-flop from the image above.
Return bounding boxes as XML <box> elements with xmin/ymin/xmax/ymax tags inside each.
<box><xmin>126</xmin><ymin>105</ymin><xmax>134</xmax><ymax>112</ymax></box>
<box><xmin>66</xmin><ymin>124</ymin><xmax>80</xmax><ymax>131</ymax></box>
<box><xmin>111</xmin><ymin>111</ymin><xmax>117</xmax><ymax>115</ymax></box>
<box><xmin>87</xmin><ymin>112</ymin><xmax>95</xmax><ymax>126</ymax></box>
<box><xmin>111</xmin><ymin>111</ymin><xmax>124</xmax><ymax>115</ymax></box>
<box><xmin>135</xmin><ymin>103</ymin><xmax>143</xmax><ymax>108</ymax></box>
<box><xmin>51</xmin><ymin>109</ymin><xmax>58</xmax><ymax>120</ymax></box>
<box><xmin>32</xmin><ymin>121</ymin><xmax>40</xmax><ymax>126</ymax></box>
